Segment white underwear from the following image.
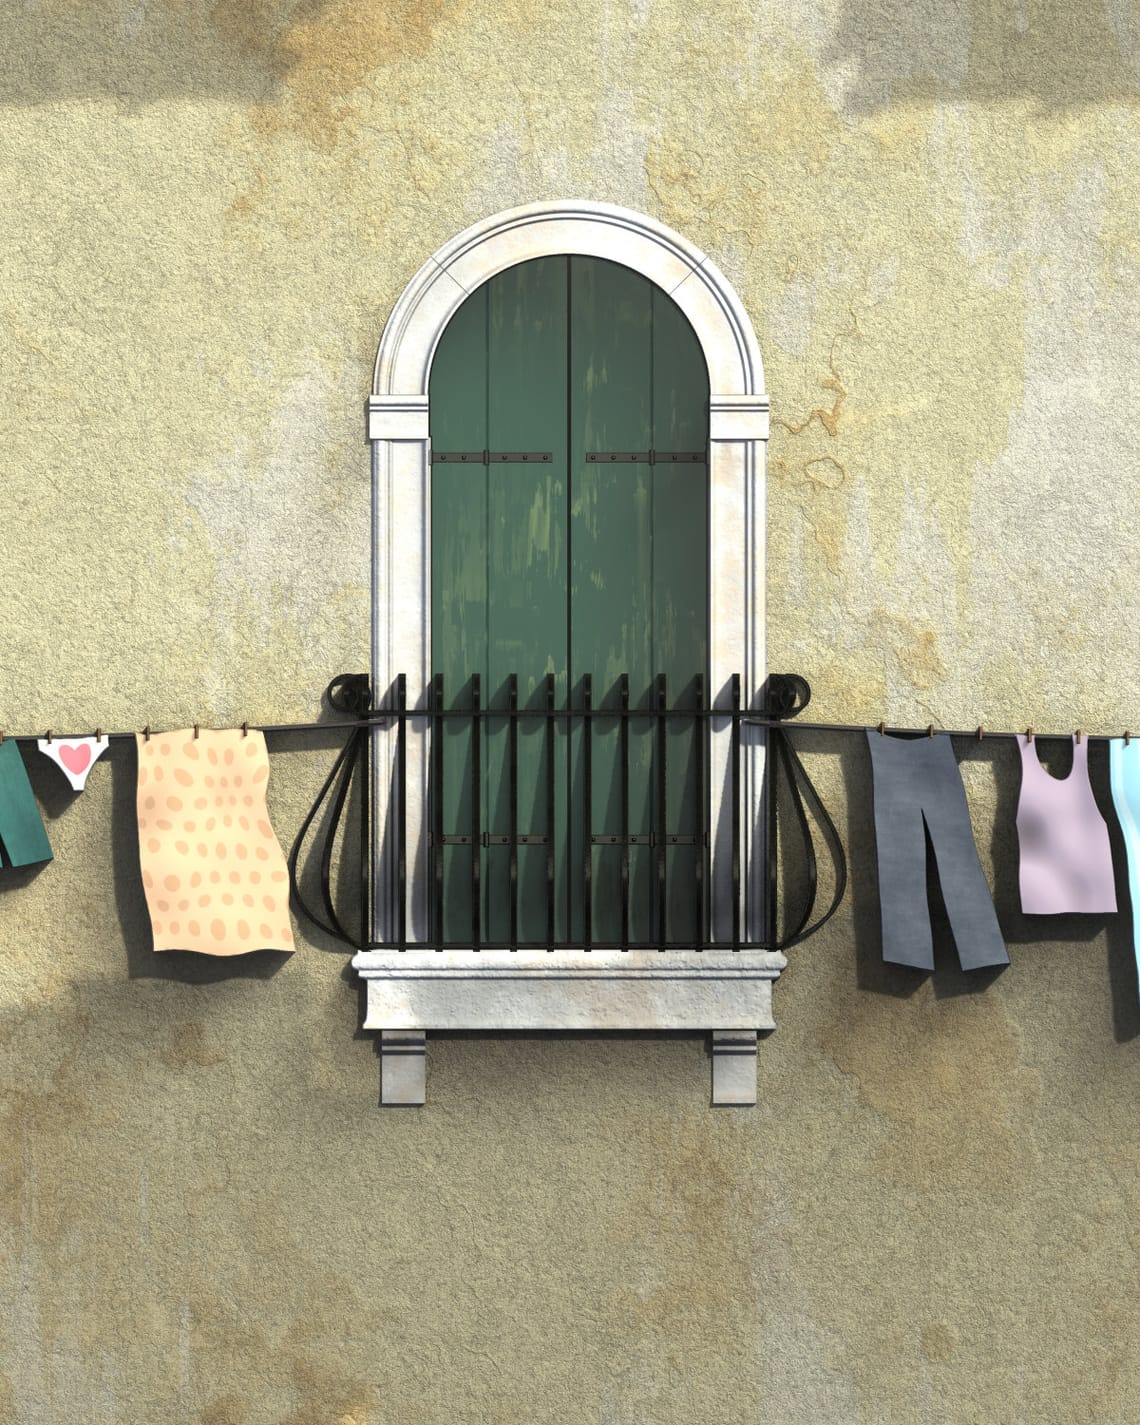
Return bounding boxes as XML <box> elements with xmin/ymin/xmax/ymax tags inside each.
<box><xmin>37</xmin><ymin>735</ymin><xmax>110</xmax><ymax>792</ymax></box>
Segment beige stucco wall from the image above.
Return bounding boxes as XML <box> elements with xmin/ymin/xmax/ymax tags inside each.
<box><xmin>3</xmin><ymin>2</ymin><xmax>1140</xmax><ymax>1420</ymax></box>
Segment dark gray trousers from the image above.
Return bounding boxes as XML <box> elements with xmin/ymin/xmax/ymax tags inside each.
<box><xmin>866</xmin><ymin>731</ymin><xmax>1008</xmax><ymax>971</ymax></box>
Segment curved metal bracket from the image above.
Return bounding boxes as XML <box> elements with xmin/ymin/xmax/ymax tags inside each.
<box><xmin>287</xmin><ymin>674</ymin><xmax>372</xmax><ymax>948</ymax></box>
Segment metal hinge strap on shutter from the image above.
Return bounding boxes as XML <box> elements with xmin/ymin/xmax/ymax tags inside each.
<box><xmin>435</xmin><ymin>833</ymin><xmax>548</xmax><ymax>846</ymax></box>
<box><xmin>585</xmin><ymin>450</ymin><xmax>705</xmax><ymax>463</ymax></box>
<box><xmin>431</xmin><ymin>451</ymin><xmax>552</xmax><ymax>463</ymax></box>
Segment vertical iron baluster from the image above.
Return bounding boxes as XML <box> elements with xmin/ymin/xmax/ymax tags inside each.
<box><xmin>583</xmin><ymin>674</ymin><xmax>592</xmax><ymax>952</ymax></box>
<box><xmin>731</xmin><ymin>673</ymin><xmax>741</xmax><ymax>951</ymax></box>
<box><xmin>694</xmin><ymin>673</ymin><xmax>704</xmax><ymax>951</ymax></box>
<box><xmin>359</xmin><ymin>719</ymin><xmax>370</xmax><ymax>952</ymax></box>
<box><xmin>509</xmin><ymin>673</ymin><xmax>518</xmax><ymax>952</ymax></box>
<box><xmin>656</xmin><ymin>672</ymin><xmax>667</xmax><ymax>949</ymax></box>
<box><xmin>767</xmin><ymin>714</ymin><xmax>779</xmax><ymax>948</ymax></box>
<box><xmin>545</xmin><ymin>672</ymin><xmax>555</xmax><ymax>951</ymax></box>
<box><xmin>471</xmin><ymin>673</ymin><xmax>481</xmax><ymax>951</ymax></box>
<box><xmin>397</xmin><ymin>673</ymin><xmax>407</xmax><ymax>952</ymax></box>
<box><xmin>433</xmin><ymin>673</ymin><xmax>444</xmax><ymax>949</ymax></box>
<box><xmin>620</xmin><ymin>672</ymin><xmax>630</xmax><ymax>952</ymax></box>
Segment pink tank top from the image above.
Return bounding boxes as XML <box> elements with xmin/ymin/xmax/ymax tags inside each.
<box><xmin>1016</xmin><ymin>735</ymin><xmax>1117</xmax><ymax>914</ymax></box>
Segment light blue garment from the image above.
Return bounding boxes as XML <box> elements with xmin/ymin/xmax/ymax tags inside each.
<box><xmin>1108</xmin><ymin>738</ymin><xmax>1140</xmax><ymax>992</ymax></box>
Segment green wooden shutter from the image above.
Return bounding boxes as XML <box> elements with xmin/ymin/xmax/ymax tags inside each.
<box><xmin>430</xmin><ymin>256</ymin><xmax>708</xmax><ymax>946</ymax></box>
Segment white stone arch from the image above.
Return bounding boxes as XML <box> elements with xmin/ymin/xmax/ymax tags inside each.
<box><xmin>372</xmin><ymin>200</ymin><xmax>766</xmax><ymax>407</ymax></box>
<box><xmin>356</xmin><ymin>200</ymin><xmax>782</xmax><ymax>1107</ymax></box>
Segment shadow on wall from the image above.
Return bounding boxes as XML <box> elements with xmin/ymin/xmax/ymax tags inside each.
<box><xmin>0</xmin><ymin>680</ymin><xmax>372</xmax><ymax>988</ymax></box>
<box><xmin>0</xmin><ymin>0</ymin><xmax>326</xmax><ymax>106</ymax></box>
<box><xmin>6</xmin><ymin>712</ymin><xmax>1138</xmax><ymax>1034</ymax></box>
<box><xmin>107</xmin><ymin>717</ymin><xmax>366</xmax><ymax>985</ymax></box>
<box><xmin>807</xmin><ymin>727</ymin><xmax>1140</xmax><ymax>1042</ymax></box>
<box><xmin>823</xmin><ymin>0</ymin><xmax>1140</xmax><ymax>117</ymax></box>
<box><xmin>7</xmin><ymin>714</ymin><xmax>362</xmax><ymax>990</ymax></box>
<box><xmin>0</xmin><ymin>0</ymin><xmax>456</xmax><ymax>109</ymax></box>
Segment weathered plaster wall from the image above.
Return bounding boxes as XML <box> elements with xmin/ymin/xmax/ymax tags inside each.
<box><xmin>2</xmin><ymin>2</ymin><xmax>1140</xmax><ymax>1421</ymax></box>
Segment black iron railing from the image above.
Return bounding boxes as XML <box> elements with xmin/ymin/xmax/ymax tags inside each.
<box><xmin>426</xmin><ymin>670</ymin><xmax>710</xmax><ymax>951</ymax></box>
<box><xmin>289</xmin><ymin>672</ymin><xmax>846</xmax><ymax>954</ymax></box>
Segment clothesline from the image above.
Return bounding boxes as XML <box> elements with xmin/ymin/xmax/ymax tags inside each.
<box><xmin>0</xmin><ymin>717</ymin><xmax>358</xmax><ymax>744</ymax></box>
<box><xmin>3</xmin><ymin>698</ymin><xmax>1140</xmax><ymax>973</ymax></box>
<box><xmin>0</xmin><ymin>714</ymin><xmax>1132</xmax><ymax>745</ymax></box>
<box><xmin>752</xmin><ymin>719</ymin><xmax>1126</xmax><ymax>743</ymax></box>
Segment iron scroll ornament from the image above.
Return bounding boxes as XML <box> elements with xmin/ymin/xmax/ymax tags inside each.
<box><xmin>754</xmin><ymin>674</ymin><xmax>848</xmax><ymax>950</ymax></box>
<box><xmin>288</xmin><ymin>673</ymin><xmax>373</xmax><ymax>948</ymax></box>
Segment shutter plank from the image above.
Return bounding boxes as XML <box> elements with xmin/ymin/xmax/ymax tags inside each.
<box><xmin>487</xmin><ymin>257</ymin><xmax>569</xmax><ymax>945</ymax></box>
<box><xmin>570</xmin><ymin>257</ymin><xmax>654</xmax><ymax>944</ymax></box>
<box><xmin>430</xmin><ymin>282</ymin><xmax>487</xmax><ymax>943</ymax></box>
<box><xmin>652</xmin><ymin>285</ymin><xmax>709</xmax><ymax>942</ymax></box>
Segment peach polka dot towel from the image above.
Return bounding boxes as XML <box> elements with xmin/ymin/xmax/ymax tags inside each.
<box><xmin>135</xmin><ymin>729</ymin><xmax>295</xmax><ymax>955</ymax></box>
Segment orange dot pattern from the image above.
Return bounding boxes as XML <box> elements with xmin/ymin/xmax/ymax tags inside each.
<box><xmin>136</xmin><ymin>729</ymin><xmax>295</xmax><ymax>956</ymax></box>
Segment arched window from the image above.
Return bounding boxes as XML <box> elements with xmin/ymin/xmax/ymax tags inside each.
<box><xmin>359</xmin><ymin>202</ymin><xmax>777</xmax><ymax>1107</ymax></box>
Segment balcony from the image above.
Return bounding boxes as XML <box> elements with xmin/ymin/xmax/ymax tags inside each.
<box><xmin>292</xmin><ymin>672</ymin><xmax>839</xmax><ymax>1107</ymax></box>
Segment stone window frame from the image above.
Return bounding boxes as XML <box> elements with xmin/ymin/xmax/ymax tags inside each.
<box><xmin>355</xmin><ymin>200</ymin><xmax>784</xmax><ymax>1106</ymax></box>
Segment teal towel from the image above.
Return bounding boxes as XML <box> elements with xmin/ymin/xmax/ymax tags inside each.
<box><xmin>0</xmin><ymin>739</ymin><xmax>52</xmax><ymax>868</ymax></box>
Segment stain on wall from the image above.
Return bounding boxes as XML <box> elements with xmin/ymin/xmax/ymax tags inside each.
<box><xmin>2</xmin><ymin>0</ymin><xmax>1140</xmax><ymax>1420</ymax></box>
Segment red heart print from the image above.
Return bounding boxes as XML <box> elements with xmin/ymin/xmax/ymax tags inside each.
<box><xmin>59</xmin><ymin>743</ymin><xmax>92</xmax><ymax>775</ymax></box>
